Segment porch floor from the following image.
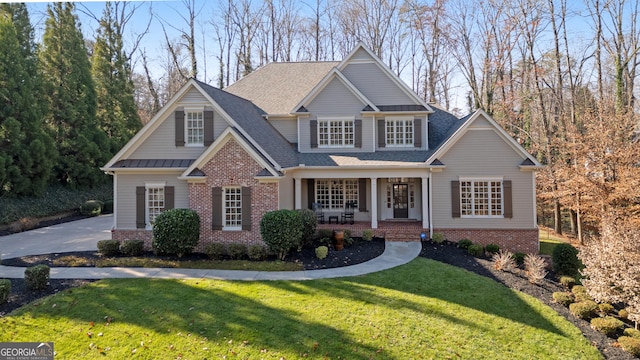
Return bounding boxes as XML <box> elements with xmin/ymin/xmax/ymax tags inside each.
<box><xmin>317</xmin><ymin>220</ymin><xmax>426</xmax><ymax>242</ymax></box>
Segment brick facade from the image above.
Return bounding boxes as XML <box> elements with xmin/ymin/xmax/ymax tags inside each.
<box><xmin>190</xmin><ymin>138</ymin><xmax>278</xmax><ymax>252</ymax></box>
<box><xmin>433</xmin><ymin>228</ymin><xmax>539</xmax><ymax>254</ymax></box>
<box><xmin>112</xmin><ymin>229</ymin><xmax>154</xmax><ymax>250</ymax></box>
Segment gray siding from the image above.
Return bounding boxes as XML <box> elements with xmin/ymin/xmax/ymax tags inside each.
<box><xmin>341</xmin><ymin>63</ymin><xmax>415</xmax><ymax>105</ymax></box>
<box><xmin>130</xmin><ymin>106</ymin><xmax>229</xmax><ymax>159</ymax></box>
<box><xmin>181</xmin><ymin>87</ymin><xmax>208</xmax><ymax>103</ymax></box>
<box><xmin>269</xmin><ymin>118</ymin><xmax>297</xmax><ymax>143</ymax></box>
<box><xmin>115</xmin><ymin>173</ymin><xmax>189</xmax><ymax>229</ymax></box>
<box><xmin>432</xmin><ymin>128</ymin><xmax>536</xmax><ymax>229</ymax></box>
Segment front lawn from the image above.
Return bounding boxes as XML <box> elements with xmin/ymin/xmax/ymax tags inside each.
<box><xmin>0</xmin><ymin>258</ymin><xmax>601</xmax><ymax>359</ymax></box>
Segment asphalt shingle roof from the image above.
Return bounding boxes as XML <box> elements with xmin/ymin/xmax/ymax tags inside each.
<box><xmin>194</xmin><ymin>79</ymin><xmax>299</xmax><ymax>169</ymax></box>
<box><xmin>224</xmin><ymin>62</ymin><xmax>339</xmax><ymax>115</ymax></box>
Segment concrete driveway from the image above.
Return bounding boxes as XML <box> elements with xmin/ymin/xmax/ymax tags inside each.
<box><xmin>0</xmin><ymin>215</ymin><xmax>112</xmax><ymax>260</ymax></box>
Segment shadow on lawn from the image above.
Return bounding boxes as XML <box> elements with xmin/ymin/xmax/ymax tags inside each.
<box><xmin>277</xmin><ymin>258</ymin><xmax>569</xmax><ymax>338</ymax></box>
<box><xmin>12</xmin><ymin>278</ymin><xmax>383</xmax><ymax>359</ymax></box>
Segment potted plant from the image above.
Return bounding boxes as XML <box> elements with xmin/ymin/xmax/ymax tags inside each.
<box><xmin>333</xmin><ymin>230</ymin><xmax>344</xmax><ymax>251</ymax></box>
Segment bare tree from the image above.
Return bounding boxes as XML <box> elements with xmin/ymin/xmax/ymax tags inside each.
<box><xmin>157</xmin><ymin>0</ymin><xmax>202</xmax><ymax>79</ymax></box>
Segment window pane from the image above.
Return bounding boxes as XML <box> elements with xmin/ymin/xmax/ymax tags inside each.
<box><xmin>186</xmin><ymin>112</ymin><xmax>204</xmax><ymax>145</ymax></box>
<box><xmin>319</xmin><ymin>121</ymin><xmax>329</xmax><ymax>145</ymax></box>
<box><xmin>491</xmin><ymin>181</ymin><xmax>502</xmax><ymax>215</ymax></box>
<box><xmin>316</xmin><ymin>180</ymin><xmax>330</xmax><ymax>208</ymax></box>
<box><xmin>460</xmin><ymin>181</ymin><xmax>472</xmax><ymax>216</ymax></box>
<box><xmin>474</xmin><ymin>181</ymin><xmax>489</xmax><ymax>215</ymax></box>
<box><xmin>344</xmin><ymin>120</ymin><xmax>354</xmax><ymax>145</ymax></box>
<box><xmin>224</xmin><ymin>188</ymin><xmax>242</xmax><ymax>227</ymax></box>
<box><xmin>147</xmin><ymin>187</ymin><xmax>164</xmax><ymax>225</ymax></box>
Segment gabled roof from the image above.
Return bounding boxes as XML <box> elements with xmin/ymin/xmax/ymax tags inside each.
<box><xmin>426</xmin><ymin>109</ymin><xmax>543</xmax><ymax>167</ymax></box>
<box><xmin>292</xmin><ymin>68</ymin><xmax>379</xmax><ymax>113</ymax></box>
<box><xmin>103</xmin><ymin>79</ymin><xmax>298</xmax><ymax>172</ymax></box>
<box><xmin>193</xmin><ymin>79</ymin><xmax>298</xmax><ymax>169</ymax></box>
<box><xmin>337</xmin><ymin>43</ymin><xmax>434</xmax><ymax>113</ymax></box>
<box><xmin>224</xmin><ymin>61</ymin><xmax>338</xmax><ymax>115</ymax></box>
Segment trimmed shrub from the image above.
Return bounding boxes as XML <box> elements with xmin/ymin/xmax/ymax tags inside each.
<box><xmin>80</xmin><ymin>200</ymin><xmax>103</xmax><ymax>217</ymax></box>
<box><xmin>572</xmin><ymin>285</ymin><xmax>592</xmax><ymax>302</ymax></box>
<box><xmin>102</xmin><ymin>199</ymin><xmax>114</xmax><ymax>214</ymax></box>
<box><xmin>343</xmin><ymin>229</ymin><xmax>354</xmax><ymax>247</ymax></box>
<box><xmin>97</xmin><ymin>240</ymin><xmax>121</xmax><ymax>257</ymax></box>
<box><xmin>152</xmin><ymin>209</ymin><xmax>200</xmax><ymax>257</ymax></box>
<box><xmin>524</xmin><ymin>254</ymin><xmax>548</xmax><ymax>285</ymax></box>
<box><xmin>552</xmin><ymin>292</ymin><xmax>574</xmax><ymax>307</ymax></box>
<box><xmin>618</xmin><ymin>336</ymin><xmax>640</xmax><ymax>357</ymax></box>
<box><xmin>514</xmin><ymin>252</ymin><xmax>526</xmax><ymax>266</ymax></box>
<box><xmin>260</xmin><ymin>209</ymin><xmax>303</xmax><ymax>260</ymax></box>
<box><xmin>297</xmin><ymin>209</ymin><xmax>317</xmax><ymax>249</ymax></box>
<box><xmin>468</xmin><ymin>244</ymin><xmax>484</xmax><ymax>257</ymax></box>
<box><xmin>457</xmin><ymin>239</ymin><xmax>473</xmax><ymax>249</ymax></box>
<box><xmin>569</xmin><ymin>300</ymin><xmax>598</xmax><ymax>320</ymax></box>
<box><xmin>552</xmin><ymin>243</ymin><xmax>581</xmax><ymax>277</ymax></box>
<box><xmin>25</xmin><ymin>265</ymin><xmax>50</xmax><ymax>290</ymax></box>
<box><xmin>315</xmin><ymin>246</ymin><xmax>328</xmax><ymax>260</ymax></box>
<box><xmin>598</xmin><ymin>303</ymin><xmax>615</xmax><ymax>315</ymax></box>
<box><xmin>0</xmin><ymin>279</ymin><xmax>10</xmax><ymax>304</ymax></box>
<box><xmin>624</xmin><ymin>328</ymin><xmax>640</xmax><ymax>339</ymax></box>
<box><xmin>431</xmin><ymin>232</ymin><xmax>445</xmax><ymax>244</ymax></box>
<box><xmin>204</xmin><ymin>243</ymin><xmax>226</xmax><ymax>260</ymax></box>
<box><xmin>120</xmin><ymin>239</ymin><xmax>144</xmax><ymax>257</ymax></box>
<box><xmin>492</xmin><ymin>250</ymin><xmax>516</xmax><ymax>272</ymax></box>
<box><xmin>362</xmin><ymin>229</ymin><xmax>374</xmax><ymax>241</ymax></box>
<box><xmin>590</xmin><ymin>316</ymin><xmax>624</xmax><ymax>337</ymax></box>
<box><xmin>248</xmin><ymin>245</ymin><xmax>267</xmax><ymax>261</ymax></box>
<box><xmin>485</xmin><ymin>243</ymin><xmax>500</xmax><ymax>254</ymax></box>
<box><xmin>619</xmin><ymin>309</ymin><xmax>629</xmax><ymax>320</ymax></box>
<box><xmin>559</xmin><ymin>275</ymin><xmax>576</xmax><ymax>289</ymax></box>
<box><xmin>227</xmin><ymin>243</ymin><xmax>248</xmax><ymax>260</ymax></box>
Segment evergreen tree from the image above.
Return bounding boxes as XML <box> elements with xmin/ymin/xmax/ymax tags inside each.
<box><xmin>0</xmin><ymin>5</ymin><xmax>55</xmax><ymax>197</ymax></box>
<box><xmin>39</xmin><ymin>3</ymin><xmax>109</xmax><ymax>188</ymax></box>
<box><xmin>91</xmin><ymin>2</ymin><xmax>141</xmax><ymax>154</ymax></box>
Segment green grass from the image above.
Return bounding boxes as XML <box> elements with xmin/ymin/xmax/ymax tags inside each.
<box><xmin>0</xmin><ymin>258</ymin><xmax>601</xmax><ymax>359</ymax></box>
<box><xmin>539</xmin><ymin>238</ymin><xmax>564</xmax><ymax>256</ymax></box>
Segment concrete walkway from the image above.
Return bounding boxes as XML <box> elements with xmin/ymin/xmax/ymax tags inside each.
<box><xmin>0</xmin><ymin>215</ymin><xmax>421</xmax><ymax>280</ymax></box>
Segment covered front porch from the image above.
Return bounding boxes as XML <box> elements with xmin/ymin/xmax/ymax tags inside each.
<box><xmin>292</xmin><ymin>171</ymin><xmax>432</xmax><ymax>230</ymax></box>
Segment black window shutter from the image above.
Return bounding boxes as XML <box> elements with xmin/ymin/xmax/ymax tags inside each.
<box><xmin>451</xmin><ymin>181</ymin><xmax>461</xmax><ymax>218</ymax></box>
<box><xmin>414</xmin><ymin>118</ymin><xmax>422</xmax><ymax>148</ymax></box>
<box><xmin>358</xmin><ymin>178</ymin><xmax>367</xmax><ymax>211</ymax></box>
<box><xmin>310</xmin><ymin>120</ymin><xmax>318</xmax><ymax>148</ymax></box>
<box><xmin>204</xmin><ymin>110</ymin><xmax>214</xmax><ymax>146</ymax></box>
<box><xmin>212</xmin><ymin>187</ymin><xmax>223</xmax><ymax>230</ymax></box>
<box><xmin>503</xmin><ymin>180</ymin><xmax>513</xmax><ymax>218</ymax></box>
<box><xmin>242</xmin><ymin>187</ymin><xmax>252</xmax><ymax>230</ymax></box>
<box><xmin>175</xmin><ymin>110</ymin><xmax>185</xmax><ymax>146</ymax></box>
<box><xmin>164</xmin><ymin>186</ymin><xmax>175</xmax><ymax>210</ymax></box>
<box><xmin>355</xmin><ymin>119</ymin><xmax>362</xmax><ymax>148</ymax></box>
<box><xmin>307</xmin><ymin>179</ymin><xmax>315</xmax><ymax>209</ymax></box>
<box><xmin>136</xmin><ymin>186</ymin><xmax>146</xmax><ymax>229</ymax></box>
<box><xmin>377</xmin><ymin>119</ymin><xmax>385</xmax><ymax>148</ymax></box>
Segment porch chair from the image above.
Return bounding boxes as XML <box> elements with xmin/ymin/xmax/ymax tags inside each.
<box><xmin>312</xmin><ymin>202</ymin><xmax>325</xmax><ymax>224</ymax></box>
<box><xmin>341</xmin><ymin>201</ymin><xmax>356</xmax><ymax>225</ymax></box>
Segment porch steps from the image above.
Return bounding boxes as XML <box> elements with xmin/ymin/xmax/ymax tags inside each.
<box><xmin>384</xmin><ymin>229</ymin><xmax>425</xmax><ymax>242</ymax></box>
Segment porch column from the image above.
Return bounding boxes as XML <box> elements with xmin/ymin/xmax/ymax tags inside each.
<box><xmin>422</xmin><ymin>176</ymin><xmax>429</xmax><ymax>230</ymax></box>
<box><xmin>294</xmin><ymin>177</ymin><xmax>302</xmax><ymax>209</ymax></box>
<box><xmin>371</xmin><ymin>178</ymin><xmax>378</xmax><ymax>229</ymax></box>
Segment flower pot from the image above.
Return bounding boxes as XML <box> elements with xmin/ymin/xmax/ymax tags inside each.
<box><xmin>333</xmin><ymin>230</ymin><xmax>344</xmax><ymax>251</ymax></box>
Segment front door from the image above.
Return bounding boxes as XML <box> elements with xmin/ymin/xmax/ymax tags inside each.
<box><xmin>393</xmin><ymin>184</ymin><xmax>408</xmax><ymax>218</ymax></box>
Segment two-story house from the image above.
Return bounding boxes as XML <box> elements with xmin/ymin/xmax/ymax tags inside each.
<box><xmin>103</xmin><ymin>43</ymin><xmax>542</xmax><ymax>253</ymax></box>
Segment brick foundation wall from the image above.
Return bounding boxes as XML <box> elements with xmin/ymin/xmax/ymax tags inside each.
<box><xmin>433</xmin><ymin>228</ymin><xmax>540</xmax><ymax>254</ymax></box>
<box><xmin>189</xmin><ymin>138</ymin><xmax>278</xmax><ymax>252</ymax></box>
<box><xmin>112</xmin><ymin>229</ymin><xmax>154</xmax><ymax>250</ymax></box>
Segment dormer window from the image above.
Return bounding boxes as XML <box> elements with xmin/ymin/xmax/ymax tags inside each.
<box><xmin>385</xmin><ymin>117</ymin><xmax>414</xmax><ymax>147</ymax></box>
<box><xmin>185</xmin><ymin>110</ymin><xmax>204</xmax><ymax>146</ymax></box>
<box><xmin>318</xmin><ymin>117</ymin><xmax>354</xmax><ymax>147</ymax></box>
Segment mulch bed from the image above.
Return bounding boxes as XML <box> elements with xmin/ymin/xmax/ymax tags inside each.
<box><xmin>0</xmin><ymin>237</ymin><xmax>635</xmax><ymax>359</ymax></box>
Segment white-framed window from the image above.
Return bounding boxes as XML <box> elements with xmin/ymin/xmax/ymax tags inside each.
<box><xmin>318</xmin><ymin>118</ymin><xmax>354</xmax><ymax>147</ymax></box>
<box><xmin>185</xmin><ymin>109</ymin><xmax>204</xmax><ymax>146</ymax></box>
<box><xmin>315</xmin><ymin>179</ymin><xmax>358</xmax><ymax>210</ymax></box>
<box><xmin>460</xmin><ymin>179</ymin><xmax>503</xmax><ymax>217</ymax></box>
<box><xmin>224</xmin><ymin>187</ymin><xmax>242</xmax><ymax>229</ymax></box>
<box><xmin>146</xmin><ymin>183</ymin><xmax>165</xmax><ymax>229</ymax></box>
<box><xmin>385</xmin><ymin>117</ymin><xmax>413</xmax><ymax>147</ymax></box>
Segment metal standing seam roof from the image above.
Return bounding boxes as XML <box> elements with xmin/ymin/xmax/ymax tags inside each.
<box><xmin>224</xmin><ymin>62</ymin><xmax>339</xmax><ymax>115</ymax></box>
<box><xmin>111</xmin><ymin>159</ymin><xmax>194</xmax><ymax>168</ymax></box>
